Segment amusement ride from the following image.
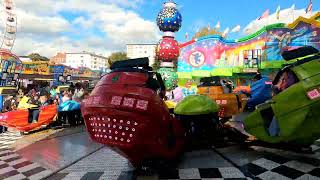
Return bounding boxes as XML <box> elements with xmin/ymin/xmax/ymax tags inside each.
<box><xmin>0</xmin><ymin>0</ymin><xmax>17</xmax><ymax>51</ymax></box>
<box><xmin>81</xmin><ymin>0</ymin><xmax>320</xmax><ymax>170</ymax></box>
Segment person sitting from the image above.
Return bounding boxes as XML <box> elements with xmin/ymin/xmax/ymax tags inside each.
<box><xmin>29</xmin><ymin>91</ymin><xmax>50</xmax><ymax>124</ymax></box>
<box><xmin>244</xmin><ymin>74</ymin><xmax>273</xmax><ymax>111</ymax></box>
<box><xmin>273</xmin><ymin>71</ymin><xmax>297</xmax><ymax>95</ymax></box>
<box><xmin>2</xmin><ymin>96</ymin><xmax>14</xmax><ymax>112</ymax></box>
<box><xmin>268</xmin><ymin>71</ymin><xmax>298</xmax><ymax>137</ymax></box>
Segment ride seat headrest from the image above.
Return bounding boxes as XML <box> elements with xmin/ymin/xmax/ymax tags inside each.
<box><xmin>282</xmin><ymin>46</ymin><xmax>319</xmax><ymax>61</ymax></box>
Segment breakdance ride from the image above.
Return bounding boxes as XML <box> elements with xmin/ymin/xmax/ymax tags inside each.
<box><xmin>81</xmin><ymin>46</ymin><xmax>320</xmax><ymax>168</ymax></box>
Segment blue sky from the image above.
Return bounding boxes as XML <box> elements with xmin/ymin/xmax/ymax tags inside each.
<box><xmin>140</xmin><ymin>0</ymin><xmax>319</xmax><ymax>41</ymax></box>
<box><xmin>60</xmin><ymin>0</ymin><xmax>318</xmax><ymax>43</ymax></box>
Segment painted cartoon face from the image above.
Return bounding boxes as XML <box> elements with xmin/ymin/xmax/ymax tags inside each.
<box><xmin>185</xmin><ymin>80</ymin><xmax>193</xmax><ymax>88</ymax></box>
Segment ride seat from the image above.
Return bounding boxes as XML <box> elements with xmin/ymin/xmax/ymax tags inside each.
<box><xmin>82</xmin><ymin>70</ymin><xmax>185</xmax><ymax>165</ymax></box>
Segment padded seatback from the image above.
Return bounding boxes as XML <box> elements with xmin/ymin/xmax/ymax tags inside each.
<box><xmin>83</xmin><ymin>71</ymin><xmax>173</xmax><ymax>148</ymax></box>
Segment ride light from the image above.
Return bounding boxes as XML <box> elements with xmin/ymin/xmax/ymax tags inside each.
<box><xmin>115</xmin><ymin>137</ymin><xmax>118</xmax><ymax>140</ymax></box>
<box><xmin>120</xmin><ymin>138</ymin><xmax>124</xmax><ymax>141</ymax></box>
<box><xmin>119</xmin><ymin>126</ymin><xmax>122</xmax><ymax>130</ymax></box>
<box><xmin>100</xmin><ymin>135</ymin><xmax>103</xmax><ymax>138</ymax></box>
<box><xmin>103</xmin><ymin>124</ymin><xmax>105</xmax><ymax>127</ymax></box>
<box><xmin>98</xmin><ymin>129</ymin><xmax>101</xmax><ymax>132</ymax></box>
<box><xmin>120</xmin><ymin>120</ymin><xmax>124</xmax><ymax>123</ymax></box>
<box><xmin>127</xmin><ymin>121</ymin><xmax>131</xmax><ymax>125</ymax></box>
<box><xmin>122</xmin><ymin>132</ymin><xmax>125</xmax><ymax>136</ymax></box>
<box><xmin>109</xmin><ymin>136</ymin><xmax>112</xmax><ymax>139</ymax></box>
<box><xmin>97</xmin><ymin>118</ymin><xmax>100</xmax><ymax>121</ymax></box>
<box><xmin>99</xmin><ymin>124</ymin><xmax>101</xmax><ymax>126</ymax></box>
<box><xmin>307</xmin><ymin>88</ymin><xmax>320</xmax><ymax>100</ymax></box>
<box><xmin>109</xmin><ymin>130</ymin><xmax>112</xmax><ymax>133</ymax></box>
<box><xmin>127</xmin><ymin>139</ymin><xmax>131</xmax><ymax>142</ymax></box>
<box><xmin>126</xmin><ymin>127</ymin><xmax>129</xmax><ymax>131</ymax></box>
<box><xmin>113</xmin><ymin>119</ymin><xmax>117</xmax><ymax>122</ymax></box>
<box><xmin>102</xmin><ymin>117</ymin><xmax>105</xmax><ymax>121</ymax></box>
<box><xmin>134</xmin><ymin>122</ymin><xmax>138</xmax><ymax>126</ymax></box>
<box><xmin>107</xmin><ymin>118</ymin><xmax>111</xmax><ymax>122</ymax></box>
<box><xmin>115</xmin><ymin>131</ymin><xmax>118</xmax><ymax>134</ymax></box>
<box><xmin>132</xmin><ymin>128</ymin><xmax>135</xmax><ymax>132</ymax></box>
<box><xmin>104</xmin><ymin>135</ymin><xmax>107</xmax><ymax>138</ymax></box>
<box><xmin>103</xmin><ymin>130</ymin><xmax>106</xmax><ymax>133</ymax></box>
<box><xmin>129</xmin><ymin>134</ymin><xmax>133</xmax><ymax>137</ymax></box>
<box><xmin>108</xmin><ymin>124</ymin><xmax>111</xmax><ymax>128</ymax></box>
<box><xmin>113</xmin><ymin>125</ymin><xmax>116</xmax><ymax>128</ymax></box>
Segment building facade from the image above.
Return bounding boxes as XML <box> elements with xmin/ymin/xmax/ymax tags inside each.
<box><xmin>50</xmin><ymin>52</ymin><xmax>66</xmax><ymax>65</ymax></box>
<box><xmin>65</xmin><ymin>52</ymin><xmax>108</xmax><ymax>71</ymax></box>
<box><xmin>126</xmin><ymin>44</ymin><xmax>156</xmax><ymax>66</ymax></box>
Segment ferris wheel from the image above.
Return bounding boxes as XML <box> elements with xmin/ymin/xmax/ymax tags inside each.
<box><xmin>0</xmin><ymin>0</ymin><xmax>17</xmax><ymax>51</ymax></box>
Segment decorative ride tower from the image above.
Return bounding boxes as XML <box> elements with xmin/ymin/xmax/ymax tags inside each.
<box><xmin>156</xmin><ymin>0</ymin><xmax>182</xmax><ymax>91</ymax></box>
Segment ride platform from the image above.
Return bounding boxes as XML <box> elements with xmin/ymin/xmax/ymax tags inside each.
<box><xmin>0</xmin><ymin>125</ymin><xmax>320</xmax><ymax>180</ymax></box>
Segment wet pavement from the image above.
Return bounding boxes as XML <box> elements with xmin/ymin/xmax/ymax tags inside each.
<box><xmin>16</xmin><ymin>131</ymin><xmax>103</xmax><ymax>171</ymax></box>
<box><xmin>0</xmin><ymin>125</ymin><xmax>320</xmax><ymax>180</ymax></box>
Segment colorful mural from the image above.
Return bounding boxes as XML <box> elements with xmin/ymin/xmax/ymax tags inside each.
<box><xmin>178</xmin><ymin>12</ymin><xmax>320</xmax><ymax>78</ymax></box>
<box><xmin>0</xmin><ymin>50</ymin><xmax>23</xmax><ymax>86</ymax></box>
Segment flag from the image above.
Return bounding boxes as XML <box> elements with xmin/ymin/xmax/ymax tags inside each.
<box><xmin>276</xmin><ymin>5</ymin><xmax>281</xmax><ymax>19</ymax></box>
<box><xmin>258</xmin><ymin>9</ymin><xmax>269</xmax><ymax>20</ymax></box>
<box><xmin>306</xmin><ymin>0</ymin><xmax>312</xmax><ymax>14</ymax></box>
<box><xmin>288</xmin><ymin>4</ymin><xmax>295</xmax><ymax>18</ymax></box>
<box><xmin>185</xmin><ymin>32</ymin><xmax>189</xmax><ymax>39</ymax></box>
<box><xmin>290</xmin><ymin>4</ymin><xmax>295</xmax><ymax>13</ymax></box>
<box><xmin>231</xmin><ymin>25</ymin><xmax>241</xmax><ymax>33</ymax></box>
<box><xmin>215</xmin><ymin>21</ymin><xmax>220</xmax><ymax>29</ymax></box>
<box><xmin>207</xmin><ymin>23</ymin><xmax>211</xmax><ymax>31</ymax></box>
<box><xmin>222</xmin><ymin>28</ymin><xmax>230</xmax><ymax>37</ymax></box>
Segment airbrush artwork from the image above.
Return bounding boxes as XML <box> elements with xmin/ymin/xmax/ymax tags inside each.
<box><xmin>177</xmin><ymin>13</ymin><xmax>320</xmax><ymax>78</ymax></box>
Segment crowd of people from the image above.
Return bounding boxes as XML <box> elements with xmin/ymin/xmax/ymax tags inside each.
<box><xmin>1</xmin><ymin>82</ymin><xmax>90</xmax><ymax>123</ymax></box>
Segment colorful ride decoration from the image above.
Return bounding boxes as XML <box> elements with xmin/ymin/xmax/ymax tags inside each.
<box><xmin>156</xmin><ymin>37</ymin><xmax>180</xmax><ymax>62</ymax></box>
<box><xmin>157</xmin><ymin>68</ymin><xmax>178</xmax><ymax>90</ymax></box>
<box><xmin>21</xmin><ymin>62</ymin><xmax>100</xmax><ymax>78</ymax></box>
<box><xmin>0</xmin><ymin>50</ymin><xmax>22</xmax><ymax>86</ymax></box>
<box><xmin>178</xmin><ymin>12</ymin><xmax>320</xmax><ymax>79</ymax></box>
<box><xmin>156</xmin><ymin>1</ymin><xmax>182</xmax><ymax>32</ymax></box>
<box><xmin>156</xmin><ymin>1</ymin><xmax>182</xmax><ymax>90</ymax></box>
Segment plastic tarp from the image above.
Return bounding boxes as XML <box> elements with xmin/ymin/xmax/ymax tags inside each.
<box><xmin>58</xmin><ymin>100</ymin><xmax>81</xmax><ymax>112</ymax></box>
<box><xmin>174</xmin><ymin>95</ymin><xmax>219</xmax><ymax>115</ymax></box>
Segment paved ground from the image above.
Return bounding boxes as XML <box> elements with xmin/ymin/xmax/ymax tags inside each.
<box><xmin>0</xmin><ymin>126</ymin><xmax>320</xmax><ymax>180</ymax></box>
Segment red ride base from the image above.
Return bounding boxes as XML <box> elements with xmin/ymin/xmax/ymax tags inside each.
<box><xmin>81</xmin><ymin>71</ymin><xmax>186</xmax><ymax>167</ymax></box>
<box><xmin>0</xmin><ymin>105</ymin><xmax>57</xmax><ymax>132</ymax></box>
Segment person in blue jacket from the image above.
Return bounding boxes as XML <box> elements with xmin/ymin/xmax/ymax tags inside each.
<box><xmin>245</xmin><ymin>73</ymin><xmax>273</xmax><ymax>111</ymax></box>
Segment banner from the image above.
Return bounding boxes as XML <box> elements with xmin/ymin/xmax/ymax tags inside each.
<box><xmin>22</xmin><ymin>62</ymin><xmax>50</xmax><ymax>75</ymax></box>
<box><xmin>53</xmin><ymin>65</ymin><xmax>65</xmax><ymax>86</ymax></box>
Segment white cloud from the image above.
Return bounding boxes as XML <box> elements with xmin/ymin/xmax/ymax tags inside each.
<box><xmin>16</xmin><ymin>9</ymin><xmax>71</xmax><ymax>35</ymax></box>
<box><xmin>10</xmin><ymin>0</ymin><xmax>159</xmax><ymax>58</ymax></box>
<box><xmin>243</xmin><ymin>8</ymin><xmax>317</xmax><ymax>35</ymax></box>
<box><xmin>13</xmin><ymin>35</ymin><xmax>112</xmax><ymax>57</ymax></box>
